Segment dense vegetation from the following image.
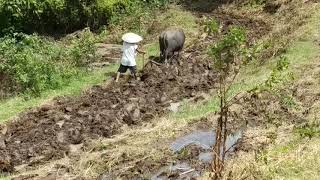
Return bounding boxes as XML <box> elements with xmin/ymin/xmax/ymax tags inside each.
<box><xmin>0</xmin><ymin>0</ymin><xmax>168</xmax><ymax>35</ymax></box>
<box><xmin>0</xmin><ymin>0</ymin><xmax>168</xmax><ymax>98</ymax></box>
<box><xmin>0</xmin><ymin>30</ymin><xmax>99</xmax><ymax>98</ymax></box>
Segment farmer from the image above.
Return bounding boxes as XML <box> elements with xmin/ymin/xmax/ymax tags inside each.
<box><xmin>115</xmin><ymin>33</ymin><xmax>145</xmax><ymax>82</ymax></box>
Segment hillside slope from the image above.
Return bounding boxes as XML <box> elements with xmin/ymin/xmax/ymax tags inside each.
<box><xmin>0</xmin><ymin>0</ymin><xmax>320</xmax><ymax>179</ymax></box>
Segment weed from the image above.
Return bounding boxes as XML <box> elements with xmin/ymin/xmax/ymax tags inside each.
<box><xmin>204</xmin><ymin>17</ymin><xmax>219</xmax><ymax>35</ymax></box>
<box><xmin>264</xmin><ymin>55</ymin><xmax>290</xmax><ymax>90</ymax></box>
<box><xmin>0</xmin><ymin>0</ymin><xmax>132</xmax><ymax>35</ymax></box>
<box><xmin>279</xmin><ymin>94</ymin><xmax>296</xmax><ymax>108</ymax></box>
<box><xmin>294</xmin><ymin>122</ymin><xmax>320</xmax><ymax>138</ymax></box>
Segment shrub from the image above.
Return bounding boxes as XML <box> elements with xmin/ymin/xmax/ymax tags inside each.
<box><xmin>0</xmin><ymin>0</ymin><xmax>168</xmax><ymax>36</ymax></box>
<box><xmin>208</xmin><ymin>23</ymin><xmax>247</xmax><ymax>178</ymax></box>
<box><xmin>0</xmin><ymin>29</ymin><xmax>99</xmax><ymax>98</ymax></box>
<box><xmin>0</xmin><ymin>0</ymin><xmax>130</xmax><ymax>35</ymax></box>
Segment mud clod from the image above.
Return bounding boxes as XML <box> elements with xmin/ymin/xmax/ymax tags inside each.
<box><xmin>0</xmin><ymin>54</ymin><xmax>218</xmax><ymax>172</ymax></box>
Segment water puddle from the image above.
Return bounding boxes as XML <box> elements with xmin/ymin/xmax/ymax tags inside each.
<box><xmin>151</xmin><ymin>162</ymin><xmax>200</xmax><ymax>180</ymax></box>
<box><xmin>171</xmin><ymin>130</ymin><xmax>242</xmax><ymax>156</ymax></box>
<box><xmin>152</xmin><ymin>130</ymin><xmax>242</xmax><ymax>179</ymax></box>
<box><xmin>171</xmin><ymin>131</ymin><xmax>215</xmax><ymax>152</ymax></box>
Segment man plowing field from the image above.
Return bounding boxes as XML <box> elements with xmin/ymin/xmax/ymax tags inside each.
<box><xmin>115</xmin><ymin>29</ymin><xmax>185</xmax><ymax>82</ymax></box>
<box><xmin>115</xmin><ymin>33</ymin><xmax>146</xmax><ymax>82</ymax></box>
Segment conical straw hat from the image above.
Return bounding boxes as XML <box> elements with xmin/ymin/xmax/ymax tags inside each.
<box><xmin>122</xmin><ymin>32</ymin><xmax>143</xmax><ymax>43</ymax></box>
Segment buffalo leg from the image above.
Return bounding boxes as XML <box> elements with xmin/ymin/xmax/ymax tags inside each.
<box><xmin>164</xmin><ymin>50</ymin><xmax>169</xmax><ymax>66</ymax></box>
<box><xmin>168</xmin><ymin>51</ymin><xmax>175</xmax><ymax>65</ymax></box>
<box><xmin>177</xmin><ymin>51</ymin><xmax>182</xmax><ymax>65</ymax></box>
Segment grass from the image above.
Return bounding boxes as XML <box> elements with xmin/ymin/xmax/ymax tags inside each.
<box><xmin>156</xmin><ymin>6</ymin><xmax>199</xmax><ymax>37</ymax></box>
<box><xmin>223</xmin><ymin>136</ymin><xmax>320</xmax><ymax>180</ymax></box>
<box><xmin>0</xmin><ymin>64</ymin><xmax>118</xmax><ymax>123</ymax></box>
<box><xmin>0</xmin><ymin>176</ymin><xmax>9</xmax><ymax>180</ymax></box>
<box><xmin>172</xmin><ymin>8</ymin><xmax>320</xmax><ymax>122</ymax></box>
<box><xmin>221</xmin><ymin>6</ymin><xmax>320</xmax><ymax>179</ymax></box>
<box><xmin>136</xmin><ymin>42</ymin><xmax>159</xmax><ymax>69</ymax></box>
<box><xmin>256</xmin><ymin>138</ymin><xmax>320</xmax><ymax>179</ymax></box>
<box><xmin>264</xmin><ymin>138</ymin><xmax>319</xmax><ymax>179</ymax></box>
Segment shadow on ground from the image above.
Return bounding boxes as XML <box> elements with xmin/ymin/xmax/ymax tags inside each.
<box><xmin>178</xmin><ymin>0</ymin><xmax>235</xmax><ymax>13</ymax></box>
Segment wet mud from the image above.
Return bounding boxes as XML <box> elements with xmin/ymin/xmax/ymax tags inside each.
<box><xmin>0</xmin><ymin>51</ymin><xmax>217</xmax><ymax>172</ymax></box>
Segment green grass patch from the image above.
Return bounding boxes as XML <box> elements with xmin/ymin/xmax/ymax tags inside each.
<box><xmin>294</xmin><ymin>122</ymin><xmax>320</xmax><ymax>138</ymax></box>
<box><xmin>0</xmin><ymin>30</ymin><xmax>101</xmax><ymax>97</ymax></box>
<box><xmin>157</xmin><ymin>6</ymin><xmax>199</xmax><ymax>36</ymax></box>
<box><xmin>136</xmin><ymin>42</ymin><xmax>159</xmax><ymax>69</ymax></box>
<box><xmin>254</xmin><ymin>137</ymin><xmax>320</xmax><ymax>179</ymax></box>
<box><xmin>0</xmin><ymin>176</ymin><xmax>10</xmax><ymax>180</ymax></box>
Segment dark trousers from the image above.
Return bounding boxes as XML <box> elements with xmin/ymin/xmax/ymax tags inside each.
<box><xmin>117</xmin><ymin>64</ymin><xmax>137</xmax><ymax>79</ymax></box>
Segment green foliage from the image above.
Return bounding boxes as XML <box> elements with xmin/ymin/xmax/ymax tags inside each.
<box><xmin>242</xmin><ymin>43</ymin><xmax>264</xmax><ymax>62</ymax></box>
<box><xmin>108</xmin><ymin>0</ymin><xmax>170</xmax><ymax>37</ymax></box>
<box><xmin>294</xmin><ymin>122</ymin><xmax>320</xmax><ymax>138</ymax></box>
<box><xmin>66</xmin><ymin>28</ymin><xmax>98</xmax><ymax>66</ymax></box>
<box><xmin>264</xmin><ymin>55</ymin><xmax>291</xmax><ymax>90</ymax></box>
<box><xmin>209</xmin><ymin>26</ymin><xmax>246</xmax><ymax>71</ymax></box>
<box><xmin>0</xmin><ymin>29</ymin><xmax>99</xmax><ymax>98</ymax></box>
<box><xmin>0</xmin><ymin>0</ymin><xmax>169</xmax><ymax>35</ymax></box>
<box><xmin>279</xmin><ymin>94</ymin><xmax>296</xmax><ymax>108</ymax></box>
<box><xmin>204</xmin><ymin>17</ymin><xmax>219</xmax><ymax>35</ymax></box>
<box><xmin>207</xmin><ymin>21</ymin><xmax>248</xmax><ymax>178</ymax></box>
<box><xmin>250</xmin><ymin>55</ymin><xmax>293</xmax><ymax>99</ymax></box>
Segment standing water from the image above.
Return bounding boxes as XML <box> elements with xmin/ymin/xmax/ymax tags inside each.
<box><xmin>152</xmin><ymin>130</ymin><xmax>242</xmax><ymax>179</ymax></box>
<box><xmin>171</xmin><ymin>130</ymin><xmax>242</xmax><ymax>158</ymax></box>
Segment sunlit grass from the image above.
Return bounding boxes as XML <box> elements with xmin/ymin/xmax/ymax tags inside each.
<box><xmin>255</xmin><ymin>138</ymin><xmax>320</xmax><ymax>179</ymax></box>
<box><xmin>0</xmin><ymin>175</ymin><xmax>10</xmax><ymax>180</ymax></box>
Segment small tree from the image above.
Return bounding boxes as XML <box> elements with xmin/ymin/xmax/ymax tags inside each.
<box><xmin>207</xmin><ymin>20</ymin><xmax>247</xmax><ymax>179</ymax></box>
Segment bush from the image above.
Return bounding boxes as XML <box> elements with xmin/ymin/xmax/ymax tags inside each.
<box><xmin>0</xmin><ymin>0</ymin><xmax>169</xmax><ymax>36</ymax></box>
<box><xmin>0</xmin><ymin>0</ymin><xmax>130</xmax><ymax>35</ymax></box>
<box><xmin>0</xmin><ymin>29</ymin><xmax>99</xmax><ymax>98</ymax></box>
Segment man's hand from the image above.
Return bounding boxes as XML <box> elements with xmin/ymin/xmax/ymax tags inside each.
<box><xmin>137</xmin><ymin>49</ymin><xmax>146</xmax><ymax>54</ymax></box>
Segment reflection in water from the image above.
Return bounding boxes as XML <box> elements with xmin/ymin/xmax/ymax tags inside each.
<box><xmin>171</xmin><ymin>131</ymin><xmax>215</xmax><ymax>152</ymax></box>
<box><xmin>151</xmin><ymin>162</ymin><xmax>200</xmax><ymax>180</ymax></box>
<box><xmin>171</xmin><ymin>130</ymin><xmax>242</xmax><ymax>157</ymax></box>
<box><xmin>152</xmin><ymin>130</ymin><xmax>242</xmax><ymax>179</ymax></box>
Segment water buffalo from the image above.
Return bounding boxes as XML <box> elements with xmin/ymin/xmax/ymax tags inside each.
<box><xmin>159</xmin><ymin>29</ymin><xmax>185</xmax><ymax>64</ymax></box>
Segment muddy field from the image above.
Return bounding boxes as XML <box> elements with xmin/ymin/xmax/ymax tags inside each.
<box><xmin>0</xmin><ymin>51</ymin><xmax>218</xmax><ymax>172</ymax></box>
<box><xmin>97</xmin><ymin>87</ymin><xmax>311</xmax><ymax>179</ymax></box>
<box><xmin>0</xmin><ymin>8</ymin><xmax>274</xmax><ymax>175</ymax></box>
